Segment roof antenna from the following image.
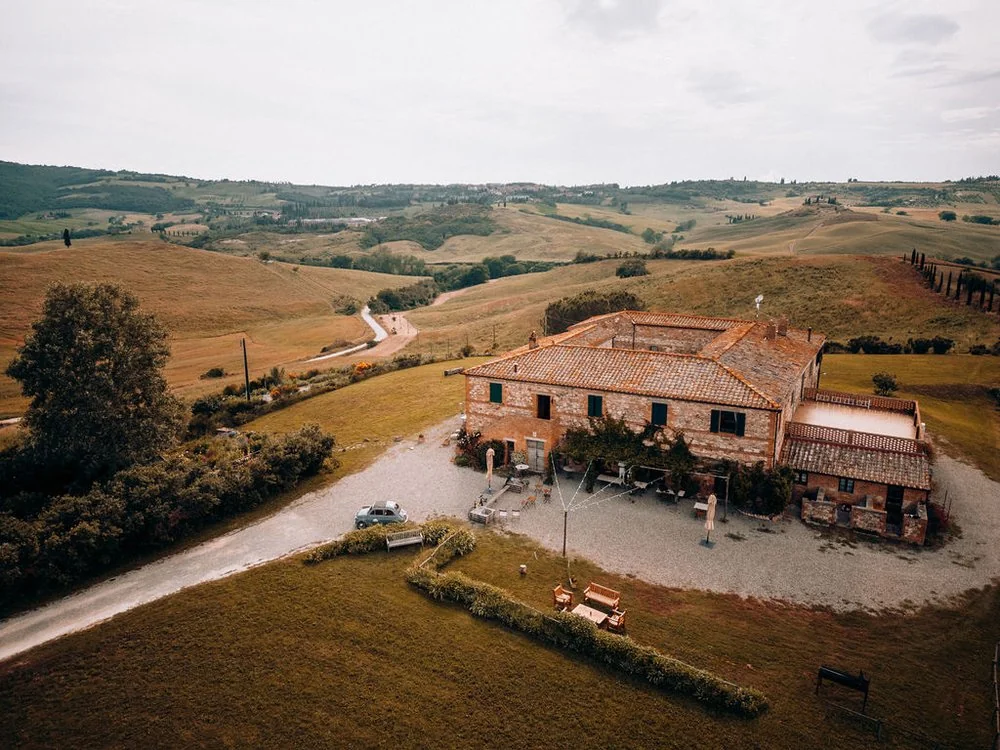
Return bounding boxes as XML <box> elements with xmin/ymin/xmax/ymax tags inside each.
<box><xmin>754</xmin><ymin>294</ymin><xmax>764</xmax><ymax>319</ymax></box>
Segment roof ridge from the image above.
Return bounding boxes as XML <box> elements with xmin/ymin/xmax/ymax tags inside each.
<box><xmin>712</xmin><ymin>359</ymin><xmax>780</xmax><ymax>408</ymax></box>
<box><xmin>698</xmin><ymin>322</ymin><xmax>758</xmax><ymax>358</ymax></box>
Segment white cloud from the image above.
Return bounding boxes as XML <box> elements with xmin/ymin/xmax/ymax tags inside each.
<box><xmin>0</xmin><ymin>0</ymin><xmax>998</xmax><ymax>183</ymax></box>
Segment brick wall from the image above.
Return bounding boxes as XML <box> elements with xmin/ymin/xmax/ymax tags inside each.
<box><xmin>798</xmin><ymin>473</ymin><xmax>928</xmax><ymax>508</ymax></box>
<box><xmin>902</xmin><ymin>505</ymin><xmax>928</xmax><ymax>545</ymax></box>
<box><xmin>466</xmin><ymin>375</ymin><xmax>779</xmax><ymax>467</ymax></box>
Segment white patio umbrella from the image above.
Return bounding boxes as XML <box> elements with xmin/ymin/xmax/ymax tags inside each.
<box><xmin>486</xmin><ymin>447</ymin><xmax>495</xmax><ymax>490</ymax></box>
<box><xmin>704</xmin><ymin>493</ymin><xmax>718</xmax><ymax>545</ymax></box>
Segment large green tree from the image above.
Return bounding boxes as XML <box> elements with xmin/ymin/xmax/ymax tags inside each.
<box><xmin>6</xmin><ymin>283</ymin><xmax>183</xmax><ymax>489</ymax></box>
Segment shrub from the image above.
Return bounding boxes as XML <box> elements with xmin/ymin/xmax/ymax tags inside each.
<box><xmin>872</xmin><ymin>371</ymin><xmax>898</xmax><ymax>396</ymax></box>
<box><xmin>616</xmin><ymin>259</ymin><xmax>649</xmax><ymax>278</ymax></box>
<box><xmin>847</xmin><ymin>336</ymin><xmax>902</xmax><ymax>354</ymax></box>
<box><xmin>200</xmin><ymin>367</ymin><xmax>226</xmax><ymax>379</ymax></box>
<box><xmin>544</xmin><ymin>290</ymin><xmax>646</xmax><ymax>334</ymax></box>
<box><xmin>0</xmin><ymin>425</ymin><xmax>336</xmax><ymax>611</ymax></box>
<box><xmin>938</xmin><ymin>210</ymin><xmax>957</xmax><ymax>221</ymax></box>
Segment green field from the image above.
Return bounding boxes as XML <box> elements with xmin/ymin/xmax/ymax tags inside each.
<box><xmin>1</xmin><ymin>531</ymin><xmax>994</xmax><ymax>748</ymax></box>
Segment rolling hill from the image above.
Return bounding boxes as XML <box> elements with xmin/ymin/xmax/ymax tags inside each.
<box><xmin>0</xmin><ymin>237</ymin><xmax>423</xmax><ymax>415</ymax></box>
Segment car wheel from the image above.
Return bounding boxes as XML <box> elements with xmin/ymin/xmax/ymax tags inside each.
<box><xmin>355</xmin><ymin>521</ymin><xmax>366</xmax><ymax>529</ymax></box>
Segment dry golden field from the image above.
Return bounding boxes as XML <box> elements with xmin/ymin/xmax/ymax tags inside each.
<box><xmin>407</xmin><ymin>253</ymin><xmax>1000</xmax><ymax>356</ymax></box>
<box><xmin>0</xmin><ymin>238</ymin><xmax>422</xmax><ymax>415</ymax></box>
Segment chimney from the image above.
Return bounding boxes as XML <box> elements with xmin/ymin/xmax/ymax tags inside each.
<box><xmin>764</xmin><ymin>323</ymin><xmax>777</xmax><ymax>341</ymax></box>
<box><xmin>513</xmin><ymin>363</ymin><xmax>518</xmax><ymax>374</ymax></box>
<box><xmin>528</xmin><ymin>330</ymin><xmax>538</xmax><ymax>349</ymax></box>
<box><xmin>807</xmin><ymin>327</ymin><xmax>812</xmax><ymax>342</ymax></box>
<box><xmin>776</xmin><ymin>317</ymin><xmax>788</xmax><ymax>336</ymax></box>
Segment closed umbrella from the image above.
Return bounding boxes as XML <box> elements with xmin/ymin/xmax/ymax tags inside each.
<box><xmin>486</xmin><ymin>447</ymin><xmax>495</xmax><ymax>491</ymax></box>
<box><xmin>704</xmin><ymin>493</ymin><xmax>717</xmax><ymax>546</ymax></box>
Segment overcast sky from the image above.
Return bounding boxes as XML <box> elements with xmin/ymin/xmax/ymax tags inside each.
<box><xmin>2</xmin><ymin>0</ymin><xmax>999</xmax><ymax>185</ymax></box>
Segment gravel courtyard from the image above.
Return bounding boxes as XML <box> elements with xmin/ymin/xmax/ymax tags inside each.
<box><xmin>2</xmin><ymin>415</ymin><xmax>997</xmax><ymax>662</ymax></box>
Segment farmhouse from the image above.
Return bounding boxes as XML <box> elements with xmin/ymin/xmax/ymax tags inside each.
<box><xmin>464</xmin><ymin>311</ymin><xmax>932</xmax><ymax>544</ymax></box>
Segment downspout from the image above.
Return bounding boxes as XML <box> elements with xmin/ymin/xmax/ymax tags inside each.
<box><xmin>771</xmin><ymin>409</ymin><xmax>781</xmax><ymax>469</ymax></box>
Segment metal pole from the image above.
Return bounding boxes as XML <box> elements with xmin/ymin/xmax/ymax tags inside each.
<box><xmin>562</xmin><ymin>510</ymin><xmax>568</xmax><ymax>557</ymax></box>
<box><xmin>242</xmin><ymin>338</ymin><xmax>251</xmax><ymax>403</ymax></box>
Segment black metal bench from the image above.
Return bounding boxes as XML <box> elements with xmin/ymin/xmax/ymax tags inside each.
<box><xmin>816</xmin><ymin>665</ymin><xmax>870</xmax><ymax>712</ymax></box>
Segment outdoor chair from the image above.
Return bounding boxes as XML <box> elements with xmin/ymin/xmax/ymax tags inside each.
<box><xmin>553</xmin><ymin>584</ymin><xmax>573</xmax><ymax>611</ymax></box>
<box><xmin>511</xmin><ymin>510</ymin><xmax>521</xmax><ymax>523</ymax></box>
<box><xmin>606</xmin><ymin>608</ymin><xmax>627</xmax><ymax>633</ymax></box>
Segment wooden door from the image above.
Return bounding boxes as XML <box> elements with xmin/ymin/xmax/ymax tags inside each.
<box><xmin>526</xmin><ymin>439</ymin><xmax>545</xmax><ymax>473</ymax></box>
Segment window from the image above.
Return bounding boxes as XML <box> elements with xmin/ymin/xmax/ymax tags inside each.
<box><xmin>710</xmin><ymin>409</ymin><xmax>746</xmax><ymax>436</ymax></box>
<box><xmin>489</xmin><ymin>382</ymin><xmax>503</xmax><ymax>404</ymax></box>
<box><xmin>838</xmin><ymin>477</ymin><xmax>855</xmax><ymax>494</ymax></box>
<box><xmin>536</xmin><ymin>394</ymin><xmax>551</xmax><ymax>420</ymax></box>
<box><xmin>587</xmin><ymin>394</ymin><xmax>603</xmax><ymax>418</ymax></box>
<box><xmin>794</xmin><ymin>470</ymin><xmax>808</xmax><ymax>485</ymax></box>
<box><xmin>651</xmin><ymin>402</ymin><xmax>668</xmax><ymax>426</ymax></box>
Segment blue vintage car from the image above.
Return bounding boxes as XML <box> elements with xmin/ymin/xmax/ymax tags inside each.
<box><xmin>354</xmin><ymin>500</ymin><xmax>408</xmax><ymax>529</ymax></box>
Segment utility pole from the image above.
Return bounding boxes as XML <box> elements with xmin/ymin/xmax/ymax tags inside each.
<box><xmin>242</xmin><ymin>338</ymin><xmax>251</xmax><ymax>403</ymax></box>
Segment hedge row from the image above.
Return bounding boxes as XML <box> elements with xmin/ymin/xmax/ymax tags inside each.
<box><xmin>0</xmin><ymin>425</ymin><xmax>335</xmax><ymax>611</ymax></box>
<box><xmin>303</xmin><ymin>519</ymin><xmax>474</xmax><ymax>564</ymax></box>
<box><xmin>406</xmin><ymin>568</ymin><xmax>768</xmax><ymax>717</ymax></box>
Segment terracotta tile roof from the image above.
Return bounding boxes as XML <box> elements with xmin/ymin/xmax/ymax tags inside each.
<box><xmin>470</xmin><ymin>311</ymin><xmax>825</xmax><ymax>412</ymax></box>
<box><xmin>781</xmin><ymin>437</ymin><xmax>931</xmax><ymax>490</ymax></box>
<box><xmin>464</xmin><ymin>345</ymin><xmax>776</xmax><ymax>409</ymax></box>
<box><xmin>712</xmin><ymin>324</ymin><xmax>825</xmax><ymax>405</ymax></box>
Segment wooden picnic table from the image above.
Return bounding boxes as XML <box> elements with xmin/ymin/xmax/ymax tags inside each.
<box><xmin>571</xmin><ymin>603</ymin><xmax>609</xmax><ymax>627</ymax></box>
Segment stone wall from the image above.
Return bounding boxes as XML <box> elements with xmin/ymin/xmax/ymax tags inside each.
<box><xmin>801</xmin><ymin>498</ymin><xmax>837</xmax><ymax>525</ymax></box>
<box><xmin>850</xmin><ymin>504</ymin><xmax>887</xmax><ymax>535</ymax></box>
<box><xmin>466</xmin><ymin>375</ymin><xmax>778</xmax><ymax>467</ymax></box>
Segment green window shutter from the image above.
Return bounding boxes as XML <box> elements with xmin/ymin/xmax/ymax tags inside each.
<box><xmin>710</xmin><ymin>409</ymin><xmax>720</xmax><ymax>433</ymax></box>
<box><xmin>651</xmin><ymin>402</ymin><xmax>667</xmax><ymax>426</ymax></box>
<box><xmin>735</xmin><ymin>412</ymin><xmax>746</xmax><ymax>437</ymax></box>
<box><xmin>489</xmin><ymin>382</ymin><xmax>502</xmax><ymax>403</ymax></box>
<box><xmin>588</xmin><ymin>394</ymin><xmax>603</xmax><ymax>417</ymax></box>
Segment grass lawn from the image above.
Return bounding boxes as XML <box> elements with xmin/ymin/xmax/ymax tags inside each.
<box><xmin>246</xmin><ymin>358</ymin><xmax>489</xmax><ymax>477</ymax></box>
<box><xmin>0</xmin><ymin>531</ymin><xmax>995</xmax><ymax>748</ymax></box>
<box><xmin>822</xmin><ymin>354</ymin><xmax>1000</xmax><ymax>480</ymax></box>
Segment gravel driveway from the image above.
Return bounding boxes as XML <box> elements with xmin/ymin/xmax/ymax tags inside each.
<box><xmin>2</xmin><ymin>416</ymin><xmax>997</xmax><ymax>663</ymax></box>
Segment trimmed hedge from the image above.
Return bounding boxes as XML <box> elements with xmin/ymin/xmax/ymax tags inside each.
<box><xmin>405</xmin><ymin>569</ymin><xmax>768</xmax><ymax>718</ymax></box>
<box><xmin>303</xmin><ymin>519</ymin><xmax>475</xmax><ymax>565</ymax></box>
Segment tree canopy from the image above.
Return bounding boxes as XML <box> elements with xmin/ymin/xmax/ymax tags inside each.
<box><xmin>6</xmin><ymin>283</ymin><xmax>183</xmax><ymax>489</ymax></box>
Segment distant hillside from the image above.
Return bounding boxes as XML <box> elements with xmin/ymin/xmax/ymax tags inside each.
<box><xmin>0</xmin><ymin>161</ymin><xmax>196</xmax><ymax>218</ymax></box>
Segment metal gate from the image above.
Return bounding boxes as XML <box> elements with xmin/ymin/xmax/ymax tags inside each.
<box><xmin>526</xmin><ymin>439</ymin><xmax>545</xmax><ymax>473</ymax></box>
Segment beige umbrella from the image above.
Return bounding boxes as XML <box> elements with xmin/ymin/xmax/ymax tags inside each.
<box><xmin>486</xmin><ymin>447</ymin><xmax>495</xmax><ymax>490</ymax></box>
<box><xmin>704</xmin><ymin>493</ymin><xmax>718</xmax><ymax>545</ymax></box>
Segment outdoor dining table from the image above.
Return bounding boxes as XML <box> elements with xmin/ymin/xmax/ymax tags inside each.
<box><xmin>571</xmin><ymin>603</ymin><xmax>609</xmax><ymax>627</ymax></box>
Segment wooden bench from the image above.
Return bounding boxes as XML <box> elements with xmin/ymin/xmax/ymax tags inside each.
<box><xmin>815</xmin><ymin>665</ymin><xmax>870</xmax><ymax>712</ymax></box>
<box><xmin>584</xmin><ymin>582</ymin><xmax>621</xmax><ymax>610</ymax></box>
<box><xmin>385</xmin><ymin>529</ymin><xmax>424</xmax><ymax>551</ymax></box>
<box><xmin>553</xmin><ymin>584</ymin><xmax>573</xmax><ymax>611</ymax></box>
